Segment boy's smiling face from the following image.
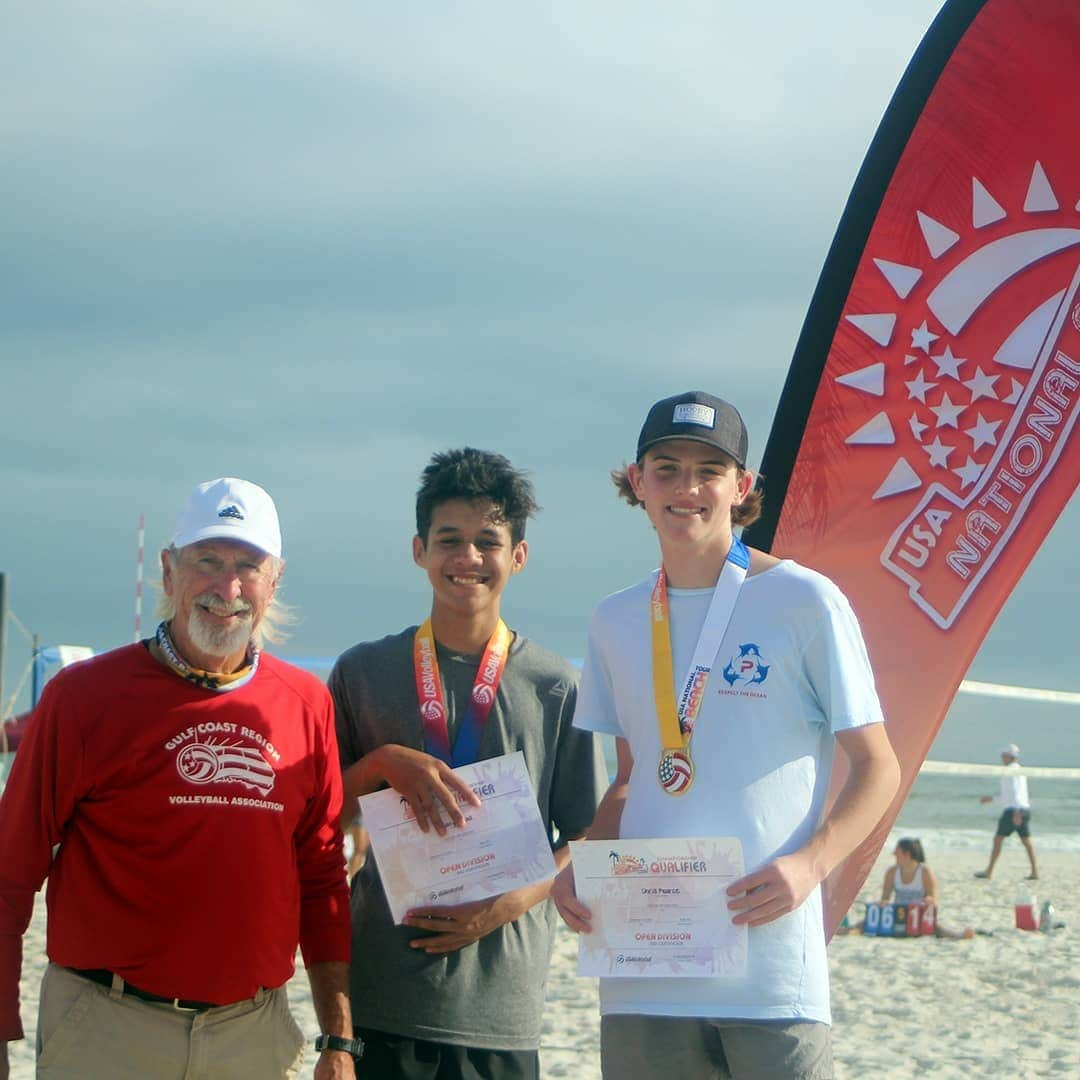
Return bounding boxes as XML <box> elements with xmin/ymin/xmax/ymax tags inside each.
<box><xmin>413</xmin><ymin>498</ymin><xmax>528</xmax><ymax>623</ymax></box>
<box><xmin>628</xmin><ymin>440</ymin><xmax>752</xmax><ymax>548</ymax></box>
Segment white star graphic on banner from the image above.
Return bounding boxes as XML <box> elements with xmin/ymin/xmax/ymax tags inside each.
<box><xmin>905</xmin><ymin>370</ymin><xmax>938</xmax><ymax>403</ymax></box>
<box><xmin>922</xmin><ymin>435</ymin><xmax>955</xmax><ymax>468</ymax></box>
<box><xmin>910</xmin><ymin>320</ymin><xmax>939</xmax><ymax>352</ymax></box>
<box><xmin>930</xmin><ymin>344</ymin><xmax>966</xmax><ymax>380</ymax></box>
<box><xmin>953</xmin><ymin>456</ymin><xmax>984</xmax><ymax>489</ymax></box>
<box><xmin>908</xmin><ymin>412</ymin><xmax>929</xmax><ymax>441</ymax></box>
<box><xmin>853</xmin><ymin>163</ymin><xmax>1077</xmax><ymax>524</ymax></box>
<box><xmin>964</xmin><ymin>412</ymin><xmax>1003</xmax><ymax>450</ymax></box>
<box><xmin>930</xmin><ymin>392</ymin><xmax>965</xmax><ymax>428</ymax></box>
<box><xmin>963</xmin><ymin>366</ymin><xmax>1000</xmax><ymax>402</ymax></box>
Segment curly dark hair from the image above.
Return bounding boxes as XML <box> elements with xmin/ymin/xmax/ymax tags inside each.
<box><xmin>609</xmin><ymin>462</ymin><xmax>764</xmax><ymax>529</ymax></box>
<box><xmin>416</xmin><ymin>448</ymin><xmax>539</xmax><ymax>545</ymax></box>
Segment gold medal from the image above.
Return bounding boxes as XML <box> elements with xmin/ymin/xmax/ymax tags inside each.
<box><xmin>657</xmin><ymin>748</ymin><xmax>694</xmax><ymax>795</ymax></box>
<box><xmin>650</xmin><ymin>543</ymin><xmax>748</xmax><ymax>797</ymax></box>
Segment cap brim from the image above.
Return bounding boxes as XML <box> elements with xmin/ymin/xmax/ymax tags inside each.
<box><xmin>172</xmin><ymin>524</ymin><xmax>281</xmax><ymax>559</ymax></box>
<box><xmin>637</xmin><ymin>434</ymin><xmax>745</xmax><ymax>466</ymax></box>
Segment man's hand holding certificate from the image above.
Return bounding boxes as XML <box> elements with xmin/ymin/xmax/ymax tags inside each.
<box><xmin>359</xmin><ymin>750</ymin><xmax>556</xmax><ymax>924</ymax></box>
<box><xmin>570</xmin><ymin>838</ymin><xmax>747</xmax><ymax>977</ymax></box>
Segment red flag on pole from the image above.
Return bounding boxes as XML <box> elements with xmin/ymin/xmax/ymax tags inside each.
<box><xmin>743</xmin><ymin>0</ymin><xmax>1080</xmax><ymax>935</ymax></box>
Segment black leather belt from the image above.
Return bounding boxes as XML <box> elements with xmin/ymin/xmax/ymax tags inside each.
<box><xmin>69</xmin><ymin>968</ymin><xmax>220</xmax><ymax>1011</ymax></box>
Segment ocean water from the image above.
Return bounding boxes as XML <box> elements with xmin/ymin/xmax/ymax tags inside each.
<box><xmin>894</xmin><ymin>772</ymin><xmax>1079</xmax><ymax>853</ymax></box>
<box><xmin>900</xmin><ymin>684</ymin><xmax>1080</xmax><ymax>852</ymax></box>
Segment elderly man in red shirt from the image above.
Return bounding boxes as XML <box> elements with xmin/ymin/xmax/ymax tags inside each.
<box><xmin>0</xmin><ymin>478</ymin><xmax>358</xmax><ymax>1079</ymax></box>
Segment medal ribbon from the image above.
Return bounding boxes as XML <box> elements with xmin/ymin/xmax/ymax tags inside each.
<box><xmin>650</xmin><ymin>538</ymin><xmax>750</xmax><ymax>754</ymax></box>
<box><xmin>413</xmin><ymin>619</ymin><xmax>511</xmax><ymax>766</ymax></box>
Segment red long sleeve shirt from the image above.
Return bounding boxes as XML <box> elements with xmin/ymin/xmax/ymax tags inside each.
<box><xmin>0</xmin><ymin>644</ymin><xmax>351</xmax><ymax>1040</ymax></box>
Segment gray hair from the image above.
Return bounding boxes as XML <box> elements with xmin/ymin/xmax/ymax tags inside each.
<box><xmin>155</xmin><ymin>544</ymin><xmax>295</xmax><ymax>648</ymax></box>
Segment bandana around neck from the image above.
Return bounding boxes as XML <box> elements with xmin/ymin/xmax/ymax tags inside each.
<box><xmin>154</xmin><ymin>621</ymin><xmax>259</xmax><ymax>692</ymax></box>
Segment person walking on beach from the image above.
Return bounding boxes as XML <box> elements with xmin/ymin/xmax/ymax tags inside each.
<box><xmin>553</xmin><ymin>391</ymin><xmax>900</xmax><ymax>1080</ymax></box>
<box><xmin>975</xmin><ymin>742</ymin><xmax>1038</xmax><ymax>881</ymax></box>
<box><xmin>330</xmin><ymin>448</ymin><xmax>607</xmax><ymax>1080</ymax></box>
<box><xmin>0</xmin><ymin>478</ymin><xmax>357</xmax><ymax>1080</ymax></box>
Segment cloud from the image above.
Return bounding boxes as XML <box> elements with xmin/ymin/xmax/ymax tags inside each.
<box><xmin>3</xmin><ymin>0</ymin><xmax>1074</xmax><ymax>722</ymax></box>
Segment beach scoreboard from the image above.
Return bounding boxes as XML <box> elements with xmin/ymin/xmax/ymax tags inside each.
<box><xmin>863</xmin><ymin>901</ymin><xmax>936</xmax><ymax>937</ymax></box>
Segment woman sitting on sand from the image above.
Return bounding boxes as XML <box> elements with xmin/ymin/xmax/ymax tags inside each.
<box><xmin>841</xmin><ymin>837</ymin><xmax>976</xmax><ymax>938</ymax></box>
<box><xmin>881</xmin><ymin>837</ymin><xmax>974</xmax><ymax>939</ymax></box>
<box><xmin>884</xmin><ymin>837</ymin><xmax>936</xmax><ymax>905</ymax></box>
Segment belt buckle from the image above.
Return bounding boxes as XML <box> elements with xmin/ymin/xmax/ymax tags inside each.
<box><xmin>169</xmin><ymin>997</ymin><xmax>202</xmax><ymax>1012</ymax></box>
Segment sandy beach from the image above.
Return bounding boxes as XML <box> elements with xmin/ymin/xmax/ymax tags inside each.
<box><xmin>9</xmin><ymin>849</ymin><xmax>1076</xmax><ymax>1078</ymax></box>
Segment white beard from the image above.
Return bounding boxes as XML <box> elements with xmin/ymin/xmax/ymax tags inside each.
<box><xmin>186</xmin><ymin>601</ymin><xmax>254</xmax><ymax>660</ymax></box>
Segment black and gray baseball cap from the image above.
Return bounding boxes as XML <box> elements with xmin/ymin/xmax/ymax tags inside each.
<box><xmin>636</xmin><ymin>391</ymin><xmax>749</xmax><ymax>467</ymax></box>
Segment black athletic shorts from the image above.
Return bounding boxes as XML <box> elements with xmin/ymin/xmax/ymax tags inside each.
<box><xmin>996</xmin><ymin>808</ymin><xmax>1031</xmax><ymax>838</ymax></box>
<box><xmin>355</xmin><ymin>1027</ymin><xmax>539</xmax><ymax>1080</ymax></box>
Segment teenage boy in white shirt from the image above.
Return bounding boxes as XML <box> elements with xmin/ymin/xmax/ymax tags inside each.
<box><xmin>553</xmin><ymin>391</ymin><xmax>900</xmax><ymax>1080</ymax></box>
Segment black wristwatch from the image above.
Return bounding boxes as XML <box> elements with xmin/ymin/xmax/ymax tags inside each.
<box><xmin>314</xmin><ymin>1033</ymin><xmax>365</xmax><ymax>1057</ymax></box>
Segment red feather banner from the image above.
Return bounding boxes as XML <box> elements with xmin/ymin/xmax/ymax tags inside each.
<box><xmin>743</xmin><ymin>0</ymin><xmax>1080</xmax><ymax>934</ymax></box>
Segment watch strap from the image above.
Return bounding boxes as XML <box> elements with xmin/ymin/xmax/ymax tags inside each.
<box><xmin>314</xmin><ymin>1033</ymin><xmax>365</xmax><ymax>1057</ymax></box>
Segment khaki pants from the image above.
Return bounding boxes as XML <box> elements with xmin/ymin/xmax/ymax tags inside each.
<box><xmin>36</xmin><ymin>963</ymin><xmax>306</xmax><ymax>1079</ymax></box>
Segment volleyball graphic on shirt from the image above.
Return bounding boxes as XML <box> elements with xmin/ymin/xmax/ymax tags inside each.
<box><xmin>175</xmin><ymin>739</ymin><xmax>275</xmax><ymax>796</ymax></box>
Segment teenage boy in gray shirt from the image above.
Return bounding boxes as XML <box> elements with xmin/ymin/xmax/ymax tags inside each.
<box><xmin>330</xmin><ymin>448</ymin><xmax>607</xmax><ymax>1080</ymax></box>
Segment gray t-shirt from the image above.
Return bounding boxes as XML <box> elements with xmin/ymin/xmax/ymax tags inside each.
<box><xmin>329</xmin><ymin>626</ymin><xmax>607</xmax><ymax>1050</ymax></box>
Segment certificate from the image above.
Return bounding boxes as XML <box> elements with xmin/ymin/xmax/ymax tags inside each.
<box><xmin>570</xmin><ymin>837</ymin><xmax>747</xmax><ymax>978</ymax></box>
<box><xmin>359</xmin><ymin>750</ymin><xmax>556</xmax><ymax>924</ymax></box>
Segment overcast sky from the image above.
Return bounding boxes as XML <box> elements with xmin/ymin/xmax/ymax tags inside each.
<box><xmin>3</xmin><ymin>2</ymin><xmax>1076</xmax><ymax>744</ymax></box>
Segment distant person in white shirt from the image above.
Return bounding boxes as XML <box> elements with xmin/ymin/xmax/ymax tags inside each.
<box><xmin>975</xmin><ymin>743</ymin><xmax>1038</xmax><ymax>880</ymax></box>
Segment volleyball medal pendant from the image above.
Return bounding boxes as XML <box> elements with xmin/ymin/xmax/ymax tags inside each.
<box><xmin>657</xmin><ymin>748</ymin><xmax>694</xmax><ymax>795</ymax></box>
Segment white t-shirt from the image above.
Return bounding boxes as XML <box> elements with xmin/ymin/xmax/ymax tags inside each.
<box><xmin>573</xmin><ymin>559</ymin><xmax>885</xmax><ymax>1025</ymax></box>
<box><xmin>998</xmin><ymin>764</ymin><xmax>1030</xmax><ymax>809</ymax></box>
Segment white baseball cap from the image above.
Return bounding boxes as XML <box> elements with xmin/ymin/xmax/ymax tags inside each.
<box><xmin>1000</xmin><ymin>742</ymin><xmax>1020</xmax><ymax>757</ymax></box>
<box><xmin>171</xmin><ymin>477</ymin><xmax>282</xmax><ymax>558</ymax></box>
